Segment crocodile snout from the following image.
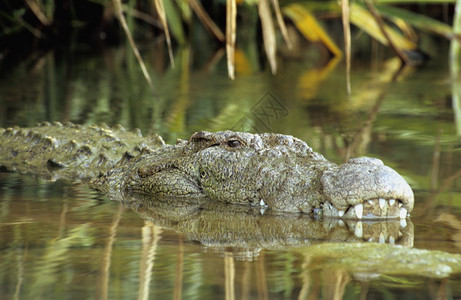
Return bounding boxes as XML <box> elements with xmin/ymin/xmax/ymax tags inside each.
<box><xmin>320</xmin><ymin>157</ymin><xmax>414</xmax><ymax>219</ymax></box>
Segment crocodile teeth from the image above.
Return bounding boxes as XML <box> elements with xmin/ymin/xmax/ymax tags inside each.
<box><xmin>260</xmin><ymin>199</ymin><xmax>266</xmax><ymax>206</ymax></box>
<box><xmin>399</xmin><ymin>207</ymin><xmax>408</xmax><ymax>219</ymax></box>
<box><xmin>400</xmin><ymin>219</ymin><xmax>407</xmax><ymax>228</ymax></box>
<box><xmin>379</xmin><ymin>233</ymin><xmax>385</xmax><ymax>244</ymax></box>
<box><xmin>389</xmin><ymin>236</ymin><xmax>395</xmax><ymax>245</ymax></box>
<box><xmin>355</xmin><ymin>204</ymin><xmax>363</xmax><ymax>219</ymax></box>
<box><xmin>338</xmin><ymin>210</ymin><xmax>345</xmax><ymax>217</ymax></box>
<box><xmin>379</xmin><ymin>198</ymin><xmax>386</xmax><ymax>209</ymax></box>
<box><xmin>389</xmin><ymin>199</ymin><xmax>396</xmax><ymax>206</ymax></box>
<box><xmin>367</xmin><ymin>200</ymin><xmax>374</xmax><ymax>205</ymax></box>
<box><xmin>354</xmin><ymin>221</ymin><xmax>363</xmax><ymax>238</ymax></box>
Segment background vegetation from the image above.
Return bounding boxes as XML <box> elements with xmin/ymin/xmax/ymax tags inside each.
<box><xmin>0</xmin><ymin>0</ymin><xmax>459</xmax><ymax>83</ymax></box>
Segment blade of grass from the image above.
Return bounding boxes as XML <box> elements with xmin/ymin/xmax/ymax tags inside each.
<box><xmin>452</xmin><ymin>81</ymin><xmax>461</xmax><ymax>135</ymax></box>
<box><xmin>452</xmin><ymin>0</ymin><xmax>461</xmax><ymax>76</ymax></box>
<box><xmin>113</xmin><ymin>0</ymin><xmax>154</xmax><ymax>90</ymax></box>
<box><xmin>283</xmin><ymin>4</ymin><xmax>342</xmax><ymax>57</ymax></box>
<box><xmin>391</xmin><ymin>17</ymin><xmax>417</xmax><ymax>42</ymax></box>
<box><xmin>451</xmin><ymin>0</ymin><xmax>461</xmax><ymax>134</ymax></box>
<box><xmin>163</xmin><ymin>0</ymin><xmax>185</xmax><ymax>44</ymax></box>
<box><xmin>154</xmin><ymin>0</ymin><xmax>175</xmax><ymax>68</ymax></box>
<box><xmin>270</xmin><ymin>0</ymin><xmax>292</xmax><ymax>49</ymax></box>
<box><xmin>123</xmin><ymin>5</ymin><xmax>162</xmax><ymax>28</ymax></box>
<box><xmin>24</xmin><ymin>0</ymin><xmax>50</xmax><ymax>26</ymax></box>
<box><xmin>9</xmin><ymin>9</ymin><xmax>44</xmax><ymax>38</ymax></box>
<box><xmin>376</xmin><ymin>4</ymin><xmax>458</xmax><ymax>41</ymax></box>
<box><xmin>350</xmin><ymin>3</ymin><xmax>416</xmax><ymax>51</ymax></box>
<box><xmin>226</xmin><ymin>0</ymin><xmax>237</xmax><ymax>79</ymax></box>
<box><xmin>44</xmin><ymin>0</ymin><xmax>54</xmax><ymax>23</ymax></box>
<box><xmin>189</xmin><ymin>0</ymin><xmax>225</xmax><ymax>42</ymax></box>
<box><xmin>341</xmin><ymin>0</ymin><xmax>351</xmax><ymax>95</ymax></box>
<box><xmin>365</xmin><ymin>0</ymin><xmax>410</xmax><ymax>65</ymax></box>
<box><xmin>258</xmin><ymin>0</ymin><xmax>277</xmax><ymax>74</ymax></box>
<box><xmin>177</xmin><ymin>0</ymin><xmax>192</xmax><ymax>23</ymax></box>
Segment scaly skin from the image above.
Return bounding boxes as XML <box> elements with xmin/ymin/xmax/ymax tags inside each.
<box><xmin>0</xmin><ymin>122</ymin><xmax>414</xmax><ymax>219</ymax></box>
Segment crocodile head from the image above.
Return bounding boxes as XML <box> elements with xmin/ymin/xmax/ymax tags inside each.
<box><xmin>120</xmin><ymin>131</ymin><xmax>414</xmax><ymax>220</ymax></box>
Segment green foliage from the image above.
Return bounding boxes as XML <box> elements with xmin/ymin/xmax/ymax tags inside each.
<box><xmin>0</xmin><ymin>1</ymin><xmax>458</xmax><ymax>74</ymax></box>
<box><xmin>163</xmin><ymin>0</ymin><xmax>185</xmax><ymax>44</ymax></box>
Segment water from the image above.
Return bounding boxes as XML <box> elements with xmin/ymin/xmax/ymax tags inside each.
<box><xmin>1</xmin><ymin>42</ymin><xmax>461</xmax><ymax>299</ymax></box>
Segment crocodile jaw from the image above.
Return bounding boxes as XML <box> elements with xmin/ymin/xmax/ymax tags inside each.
<box><xmin>319</xmin><ymin>157</ymin><xmax>414</xmax><ymax>219</ymax></box>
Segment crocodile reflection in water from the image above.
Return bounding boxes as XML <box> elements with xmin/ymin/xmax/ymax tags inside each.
<box><xmin>121</xmin><ymin>193</ymin><xmax>414</xmax><ymax>260</ymax></box>
<box><xmin>0</xmin><ymin>122</ymin><xmax>414</xmax><ymax>219</ymax></box>
<box><xmin>122</xmin><ymin>194</ymin><xmax>461</xmax><ymax>279</ymax></box>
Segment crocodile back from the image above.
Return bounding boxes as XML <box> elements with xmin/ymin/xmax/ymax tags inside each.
<box><xmin>0</xmin><ymin>122</ymin><xmax>164</xmax><ymax>182</ymax></box>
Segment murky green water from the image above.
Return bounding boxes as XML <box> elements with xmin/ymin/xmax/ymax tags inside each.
<box><xmin>1</xmin><ymin>42</ymin><xmax>461</xmax><ymax>299</ymax></box>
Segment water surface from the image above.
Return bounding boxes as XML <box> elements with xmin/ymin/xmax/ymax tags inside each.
<box><xmin>1</xmin><ymin>43</ymin><xmax>461</xmax><ymax>299</ymax></box>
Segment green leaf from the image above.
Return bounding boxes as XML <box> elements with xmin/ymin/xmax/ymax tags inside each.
<box><xmin>376</xmin><ymin>4</ymin><xmax>456</xmax><ymax>39</ymax></box>
<box><xmin>164</xmin><ymin>0</ymin><xmax>185</xmax><ymax>44</ymax></box>
<box><xmin>283</xmin><ymin>3</ymin><xmax>342</xmax><ymax>57</ymax></box>
<box><xmin>350</xmin><ymin>2</ymin><xmax>417</xmax><ymax>51</ymax></box>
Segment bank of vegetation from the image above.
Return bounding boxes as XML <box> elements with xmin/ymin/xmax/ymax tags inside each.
<box><xmin>1</xmin><ymin>0</ymin><xmax>460</xmax><ymax>85</ymax></box>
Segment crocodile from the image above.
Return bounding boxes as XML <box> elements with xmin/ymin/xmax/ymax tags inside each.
<box><xmin>0</xmin><ymin>122</ymin><xmax>414</xmax><ymax>219</ymax></box>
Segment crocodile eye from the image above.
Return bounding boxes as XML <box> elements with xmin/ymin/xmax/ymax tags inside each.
<box><xmin>227</xmin><ymin>140</ymin><xmax>241</xmax><ymax>148</ymax></box>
